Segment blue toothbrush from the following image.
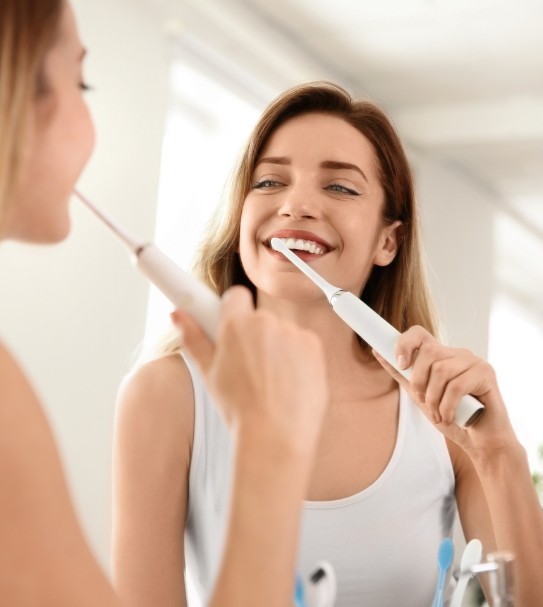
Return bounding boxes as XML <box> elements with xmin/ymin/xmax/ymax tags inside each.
<box><xmin>294</xmin><ymin>562</ymin><xmax>337</xmax><ymax>607</ymax></box>
<box><xmin>294</xmin><ymin>573</ymin><xmax>307</xmax><ymax>607</ymax></box>
<box><xmin>432</xmin><ymin>538</ymin><xmax>454</xmax><ymax>607</ymax></box>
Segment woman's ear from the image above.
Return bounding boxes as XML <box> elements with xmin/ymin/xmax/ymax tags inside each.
<box><xmin>374</xmin><ymin>221</ymin><xmax>404</xmax><ymax>267</ymax></box>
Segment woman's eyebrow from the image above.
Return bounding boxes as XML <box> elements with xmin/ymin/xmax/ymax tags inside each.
<box><xmin>256</xmin><ymin>156</ymin><xmax>291</xmax><ymax>167</ymax></box>
<box><xmin>255</xmin><ymin>157</ymin><xmax>369</xmax><ymax>183</ymax></box>
<box><xmin>321</xmin><ymin>160</ymin><xmax>368</xmax><ymax>183</ymax></box>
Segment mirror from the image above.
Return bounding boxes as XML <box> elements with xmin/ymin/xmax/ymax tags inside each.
<box><xmin>1</xmin><ymin>0</ymin><xmax>541</xmax><ymax>588</ymax></box>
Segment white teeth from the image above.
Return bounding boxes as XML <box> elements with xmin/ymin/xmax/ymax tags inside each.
<box><xmin>275</xmin><ymin>237</ymin><xmax>326</xmax><ymax>255</ymax></box>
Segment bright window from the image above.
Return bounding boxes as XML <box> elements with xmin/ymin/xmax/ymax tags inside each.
<box><xmin>489</xmin><ymin>209</ymin><xmax>543</xmax><ymax>474</ymax></box>
<box><xmin>489</xmin><ymin>294</ymin><xmax>543</xmax><ymax>472</ymax></box>
<box><xmin>144</xmin><ymin>62</ymin><xmax>261</xmax><ymax>349</ymax></box>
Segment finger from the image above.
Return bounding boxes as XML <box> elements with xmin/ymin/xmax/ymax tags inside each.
<box><xmin>170</xmin><ymin>309</ymin><xmax>215</xmax><ymax>376</ymax></box>
<box><xmin>424</xmin><ymin>356</ymin><xmax>474</xmax><ymax>424</ymax></box>
<box><xmin>410</xmin><ymin>341</ymin><xmax>456</xmax><ymax>410</ymax></box>
<box><xmin>437</xmin><ymin>363</ymin><xmax>489</xmax><ymax>426</ymax></box>
<box><xmin>395</xmin><ymin>325</ymin><xmax>436</xmax><ymax>370</ymax></box>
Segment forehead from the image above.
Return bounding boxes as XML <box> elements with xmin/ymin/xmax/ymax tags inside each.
<box><xmin>259</xmin><ymin>112</ymin><xmax>378</xmax><ymax>168</ymax></box>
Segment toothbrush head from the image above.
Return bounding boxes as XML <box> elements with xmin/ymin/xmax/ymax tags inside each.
<box><xmin>270</xmin><ymin>237</ymin><xmax>339</xmax><ymax>301</ymax></box>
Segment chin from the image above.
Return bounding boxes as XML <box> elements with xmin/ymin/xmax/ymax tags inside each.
<box><xmin>12</xmin><ymin>216</ymin><xmax>72</xmax><ymax>245</ymax></box>
<box><xmin>44</xmin><ymin>227</ymin><xmax>71</xmax><ymax>244</ymax></box>
<box><xmin>41</xmin><ymin>218</ymin><xmax>72</xmax><ymax>244</ymax></box>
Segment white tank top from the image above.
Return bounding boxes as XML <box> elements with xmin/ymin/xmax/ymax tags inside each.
<box><xmin>183</xmin><ymin>356</ymin><xmax>457</xmax><ymax>606</ymax></box>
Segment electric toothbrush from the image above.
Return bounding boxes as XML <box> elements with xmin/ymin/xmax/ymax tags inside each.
<box><xmin>270</xmin><ymin>237</ymin><xmax>484</xmax><ymax>428</ymax></box>
<box><xmin>74</xmin><ymin>190</ymin><xmax>221</xmax><ymax>340</ymax></box>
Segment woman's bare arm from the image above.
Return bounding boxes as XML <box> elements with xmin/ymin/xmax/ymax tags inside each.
<box><xmin>0</xmin><ymin>343</ymin><xmax>119</xmax><ymax>607</ymax></box>
<box><xmin>375</xmin><ymin>326</ymin><xmax>543</xmax><ymax>606</ymax></box>
<box><xmin>112</xmin><ymin>354</ymin><xmax>194</xmax><ymax>607</ymax></box>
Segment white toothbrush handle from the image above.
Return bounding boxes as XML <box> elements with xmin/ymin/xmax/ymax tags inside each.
<box><xmin>305</xmin><ymin>561</ymin><xmax>337</xmax><ymax>607</ymax></box>
<box><xmin>331</xmin><ymin>291</ymin><xmax>484</xmax><ymax>428</ymax></box>
<box><xmin>135</xmin><ymin>243</ymin><xmax>221</xmax><ymax>341</ymax></box>
<box><xmin>450</xmin><ymin>575</ymin><xmax>470</xmax><ymax>607</ymax></box>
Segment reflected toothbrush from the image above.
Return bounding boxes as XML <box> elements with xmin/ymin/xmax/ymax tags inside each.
<box><xmin>270</xmin><ymin>237</ymin><xmax>484</xmax><ymax>428</ymax></box>
<box><xmin>294</xmin><ymin>573</ymin><xmax>308</xmax><ymax>607</ymax></box>
<box><xmin>432</xmin><ymin>538</ymin><xmax>454</xmax><ymax>607</ymax></box>
<box><xmin>450</xmin><ymin>539</ymin><xmax>483</xmax><ymax>607</ymax></box>
<box><xmin>306</xmin><ymin>561</ymin><xmax>337</xmax><ymax>607</ymax></box>
<box><xmin>74</xmin><ymin>190</ymin><xmax>221</xmax><ymax>340</ymax></box>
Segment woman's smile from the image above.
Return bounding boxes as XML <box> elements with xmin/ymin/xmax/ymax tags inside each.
<box><xmin>263</xmin><ymin>228</ymin><xmax>333</xmax><ymax>263</ymax></box>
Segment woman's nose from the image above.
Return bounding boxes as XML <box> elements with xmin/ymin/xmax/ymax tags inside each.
<box><xmin>278</xmin><ymin>187</ymin><xmax>321</xmax><ymax>220</ymax></box>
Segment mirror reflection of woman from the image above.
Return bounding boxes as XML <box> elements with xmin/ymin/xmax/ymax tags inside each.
<box><xmin>114</xmin><ymin>83</ymin><xmax>543</xmax><ymax>606</ymax></box>
<box><xmin>0</xmin><ymin>1</ymin><xmax>329</xmax><ymax>605</ymax></box>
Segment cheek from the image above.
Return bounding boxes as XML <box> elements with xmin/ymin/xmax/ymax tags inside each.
<box><xmin>63</xmin><ymin>100</ymin><xmax>95</xmax><ymax>173</ymax></box>
<box><xmin>6</xmin><ymin>100</ymin><xmax>95</xmax><ymax>243</ymax></box>
<box><xmin>237</xmin><ymin>198</ymin><xmax>271</xmax><ymax>287</ymax></box>
<box><xmin>238</xmin><ymin>198</ymin><xmax>259</xmax><ymax>252</ymax></box>
<box><xmin>47</xmin><ymin>100</ymin><xmax>95</xmax><ymax>189</ymax></box>
<box><xmin>237</xmin><ymin>206</ymin><xmax>253</xmax><ymax>266</ymax></box>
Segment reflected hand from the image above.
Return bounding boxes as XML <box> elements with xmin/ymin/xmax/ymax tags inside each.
<box><xmin>372</xmin><ymin>325</ymin><xmax>517</xmax><ymax>455</ymax></box>
<box><xmin>171</xmin><ymin>286</ymin><xmax>329</xmax><ymax>457</ymax></box>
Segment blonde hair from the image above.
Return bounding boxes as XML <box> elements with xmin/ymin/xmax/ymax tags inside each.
<box><xmin>153</xmin><ymin>81</ymin><xmax>438</xmax><ymax>358</ymax></box>
<box><xmin>0</xmin><ymin>0</ymin><xmax>63</xmax><ymax>231</ymax></box>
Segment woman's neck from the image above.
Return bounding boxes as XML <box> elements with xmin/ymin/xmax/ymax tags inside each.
<box><xmin>256</xmin><ymin>291</ymin><xmax>396</xmax><ymax>401</ymax></box>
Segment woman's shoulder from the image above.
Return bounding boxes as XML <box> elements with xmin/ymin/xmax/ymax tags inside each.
<box><xmin>115</xmin><ymin>353</ymin><xmax>195</xmax><ymax>446</ymax></box>
<box><xmin>0</xmin><ymin>339</ymin><xmax>22</xmax><ymax>375</ymax></box>
<box><xmin>0</xmin><ymin>343</ymin><xmax>120</xmax><ymax>606</ymax></box>
<box><xmin>121</xmin><ymin>352</ymin><xmax>193</xmax><ymax>396</ymax></box>
<box><xmin>0</xmin><ymin>340</ymin><xmax>40</xmax><ymax>408</ymax></box>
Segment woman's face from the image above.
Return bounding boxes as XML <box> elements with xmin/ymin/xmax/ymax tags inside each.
<box><xmin>5</xmin><ymin>1</ymin><xmax>95</xmax><ymax>243</ymax></box>
<box><xmin>238</xmin><ymin>112</ymin><xmax>401</xmax><ymax>304</ymax></box>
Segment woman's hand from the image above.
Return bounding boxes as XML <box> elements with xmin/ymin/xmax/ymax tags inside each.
<box><xmin>170</xmin><ymin>285</ymin><xmax>329</xmax><ymax>458</ymax></box>
<box><xmin>372</xmin><ymin>325</ymin><xmax>518</xmax><ymax>457</ymax></box>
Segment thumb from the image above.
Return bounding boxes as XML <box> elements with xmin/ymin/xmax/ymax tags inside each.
<box><xmin>170</xmin><ymin>309</ymin><xmax>215</xmax><ymax>376</ymax></box>
<box><xmin>219</xmin><ymin>285</ymin><xmax>255</xmax><ymax>322</ymax></box>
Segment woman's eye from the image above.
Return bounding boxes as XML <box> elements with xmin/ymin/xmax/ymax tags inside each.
<box><xmin>253</xmin><ymin>179</ymin><xmax>281</xmax><ymax>189</ymax></box>
<box><xmin>327</xmin><ymin>183</ymin><xmax>359</xmax><ymax>196</ymax></box>
<box><xmin>79</xmin><ymin>81</ymin><xmax>93</xmax><ymax>92</ymax></box>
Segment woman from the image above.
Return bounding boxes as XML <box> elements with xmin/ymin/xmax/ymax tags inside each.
<box><xmin>115</xmin><ymin>82</ymin><xmax>543</xmax><ymax>606</ymax></box>
<box><xmin>0</xmin><ymin>1</ymin><xmax>328</xmax><ymax>605</ymax></box>
<box><xmin>0</xmin><ymin>1</ymin><xmax>116</xmax><ymax>603</ymax></box>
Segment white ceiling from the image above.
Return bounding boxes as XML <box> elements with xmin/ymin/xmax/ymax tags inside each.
<box><xmin>145</xmin><ymin>0</ymin><xmax>543</xmax><ymax>312</ymax></box>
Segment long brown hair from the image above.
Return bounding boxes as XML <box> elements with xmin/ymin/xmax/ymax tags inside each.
<box><xmin>0</xmin><ymin>0</ymin><xmax>63</xmax><ymax>230</ymax></box>
<box><xmin>152</xmin><ymin>81</ymin><xmax>438</xmax><ymax>359</ymax></box>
